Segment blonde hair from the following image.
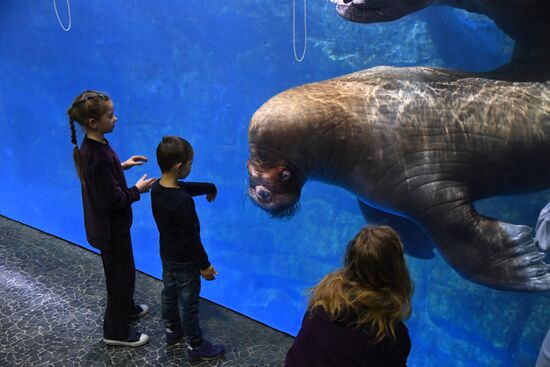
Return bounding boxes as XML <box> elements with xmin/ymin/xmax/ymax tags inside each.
<box><xmin>308</xmin><ymin>225</ymin><xmax>413</xmax><ymax>343</ymax></box>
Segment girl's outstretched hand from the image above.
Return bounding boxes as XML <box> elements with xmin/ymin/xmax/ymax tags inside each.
<box><xmin>207</xmin><ymin>184</ymin><xmax>217</xmax><ymax>202</ymax></box>
<box><xmin>122</xmin><ymin>155</ymin><xmax>148</xmax><ymax>170</ymax></box>
<box><xmin>135</xmin><ymin>173</ymin><xmax>156</xmax><ymax>193</ymax></box>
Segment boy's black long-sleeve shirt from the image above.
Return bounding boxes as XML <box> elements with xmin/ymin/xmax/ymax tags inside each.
<box><xmin>80</xmin><ymin>137</ymin><xmax>140</xmax><ymax>251</ymax></box>
<box><xmin>151</xmin><ymin>180</ymin><xmax>214</xmax><ymax>270</ymax></box>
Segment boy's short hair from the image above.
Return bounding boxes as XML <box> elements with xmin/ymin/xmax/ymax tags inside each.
<box><xmin>156</xmin><ymin>136</ymin><xmax>193</xmax><ymax>173</ymax></box>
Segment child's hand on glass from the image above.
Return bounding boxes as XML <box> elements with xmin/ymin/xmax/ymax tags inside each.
<box><xmin>135</xmin><ymin>174</ymin><xmax>156</xmax><ymax>193</ymax></box>
<box><xmin>122</xmin><ymin>155</ymin><xmax>148</xmax><ymax>170</ymax></box>
<box><xmin>200</xmin><ymin>265</ymin><xmax>218</xmax><ymax>281</ymax></box>
<box><xmin>207</xmin><ymin>185</ymin><xmax>217</xmax><ymax>202</ymax></box>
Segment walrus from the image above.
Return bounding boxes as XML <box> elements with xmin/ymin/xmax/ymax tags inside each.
<box><xmin>247</xmin><ymin>66</ymin><xmax>550</xmax><ymax>292</ymax></box>
<box><xmin>246</xmin><ymin>0</ymin><xmax>550</xmax><ymax>292</ymax></box>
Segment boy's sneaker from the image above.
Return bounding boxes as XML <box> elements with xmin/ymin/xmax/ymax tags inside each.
<box><xmin>188</xmin><ymin>340</ymin><xmax>225</xmax><ymax>360</ymax></box>
<box><xmin>130</xmin><ymin>304</ymin><xmax>149</xmax><ymax>319</ymax></box>
<box><xmin>103</xmin><ymin>331</ymin><xmax>150</xmax><ymax>347</ymax></box>
<box><xmin>166</xmin><ymin>327</ymin><xmax>185</xmax><ymax>345</ymax></box>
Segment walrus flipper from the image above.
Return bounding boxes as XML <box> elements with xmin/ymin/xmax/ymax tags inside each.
<box><xmin>357</xmin><ymin>200</ymin><xmax>435</xmax><ymax>259</ymax></box>
<box><xmin>422</xmin><ymin>202</ymin><xmax>550</xmax><ymax>292</ymax></box>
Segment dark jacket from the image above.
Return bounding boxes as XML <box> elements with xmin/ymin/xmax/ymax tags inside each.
<box><xmin>151</xmin><ymin>180</ymin><xmax>214</xmax><ymax>270</ymax></box>
<box><xmin>285</xmin><ymin>308</ymin><xmax>411</xmax><ymax>367</ymax></box>
<box><xmin>80</xmin><ymin>137</ymin><xmax>140</xmax><ymax>251</ymax></box>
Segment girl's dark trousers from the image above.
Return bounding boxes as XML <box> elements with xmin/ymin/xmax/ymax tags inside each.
<box><xmin>100</xmin><ymin>231</ymin><xmax>136</xmax><ymax>340</ymax></box>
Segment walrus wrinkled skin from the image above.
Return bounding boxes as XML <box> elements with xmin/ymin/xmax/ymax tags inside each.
<box><xmin>248</xmin><ymin>67</ymin><xmax>550</xmax><ymax>292</ymax></box>
<box><xmin>247</xmin><ymin>1</ymin><xmax>550</xmax><ymax>292</ymax></box>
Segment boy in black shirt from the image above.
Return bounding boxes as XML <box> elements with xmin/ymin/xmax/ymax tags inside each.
<box><xmin>151</xmin><ymin>136</ymin><xmax>224</xmax><ymax>360</ymax></box>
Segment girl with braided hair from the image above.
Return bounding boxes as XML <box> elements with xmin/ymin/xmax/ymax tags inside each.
<box><xmin>68</xmin><ymin>90</ymin><xmax>156</xmax><ymax>347</ymax></box>
<box><xmin>285</xmin><ymin>225</ymin><xmax>414</xmax><ymax>367</ymax></box>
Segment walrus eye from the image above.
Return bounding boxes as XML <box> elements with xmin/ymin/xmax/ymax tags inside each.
<box><xmin>280</xmin><ymin>170</ymin><xmax>291</xmax><ymax>181</ymax></box>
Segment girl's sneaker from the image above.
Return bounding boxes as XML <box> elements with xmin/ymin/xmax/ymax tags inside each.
<box><xmin>188</xmin><ymin>340</ymin><xmax>225</xmax><ymax>360</ymax></box>
<box><xmin>130</xmin><ymin>304</ymin><xmax>149</xmax><ymax>319</ymax></box>
<box><xmin>103</xmin><ymin>331</ymin><xmax>150</xmax><ymax>347</ymax></box>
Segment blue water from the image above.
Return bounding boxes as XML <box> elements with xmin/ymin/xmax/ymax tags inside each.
<box><xmin>0</xmin><ymin>1</ymin><xmax>548</xmax><ymax>365</ymax></box>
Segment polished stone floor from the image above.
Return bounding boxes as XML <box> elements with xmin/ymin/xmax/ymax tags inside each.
<box><xmin>0</xmin><ymin>215</ymin><xmax>293</xmax><ymax>366</ymax></box>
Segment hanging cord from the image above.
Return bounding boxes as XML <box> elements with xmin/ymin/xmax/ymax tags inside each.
<box><xmin>292</xmin><ymin>0</ymin><xmax>307</xmax><ymax>62</ymax></box>
<box><xmin>53</xmin><ymin>0</ymin><xmax>72</xmax><ymax>32</ymax></box>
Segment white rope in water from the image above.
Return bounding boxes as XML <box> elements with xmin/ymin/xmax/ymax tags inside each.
<box><xmin>292</xmin><ymin>0</ymin><xmax>307</xmax><ymax>62</ymax></box>
<box><xmin>53</xmin><ymin>0</ymin><xmax>71</xmax><ymax>32</ymax></box>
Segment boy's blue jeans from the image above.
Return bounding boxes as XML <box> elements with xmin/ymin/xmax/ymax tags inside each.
<box><xmin>161</xmin><ymin>258</ymin><xmax>202</xmax><ymax>346</ymax></box>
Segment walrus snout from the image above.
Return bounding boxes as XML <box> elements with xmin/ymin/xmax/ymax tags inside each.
<box><xmin>255</xmin><ymin>186</ymin><xmax>272</xmax><ymax>203</ymax></box>
<box><xmin>247</xmin><ymin>183</ymin><xmax>302</xmax><ymax>218</ymax></box>
<box><xmin>249</xmin><ymin>189</ymin><xmax>301</xmax><ymax>219</ymax></box>
<box><xmin>246</xmin><ymin>156</ymin><xmax>305</xmax><ymax>217</ymax></box>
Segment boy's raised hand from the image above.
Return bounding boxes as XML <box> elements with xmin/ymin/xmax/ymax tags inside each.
<box><xmin>200</xmin><ymin>265</ymin><xmax>218</xmax><ymax>281</ymax></box>
<box><xmin>207</xmin><ymin>184</ymin><xmax>217</xmax><ymax>202</ymax></box>
<box><xmin>122</xmin><ymin>155</ymin><xmax>148</xmax><ymax>170</ymax></box>
<box><xmin>135</xmin><ymin>173</ymin><xmax>157</xmax><ymax>193</ymax></box>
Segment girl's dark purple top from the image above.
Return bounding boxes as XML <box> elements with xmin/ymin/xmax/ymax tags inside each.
<box><xmin>79</xmin><ymin>136</ymin><xmax>140</xmax><ymax>251</ymax></box>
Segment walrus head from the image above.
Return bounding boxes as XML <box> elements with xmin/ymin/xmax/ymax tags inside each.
<box><xmin>247</xmin><ymin>83</ymin><xmax>351</xmax><ymax>218</ymax></box>
<box><xmin>329</xmin><ymin>0</ymin><xmax>433</xmax><ymax>23</ymax></box>
<box><xmin>247</xmin><ymin>147</ymin><xmax>306</xmax><ymax>218</ymax></box>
